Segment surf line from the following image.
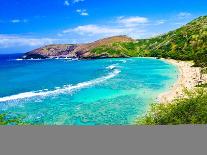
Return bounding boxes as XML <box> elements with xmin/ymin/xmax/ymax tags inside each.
<box><xmin>0</xmin><ymin>69</ymin><xmax>121</xmax><ymax>102</ymax></box>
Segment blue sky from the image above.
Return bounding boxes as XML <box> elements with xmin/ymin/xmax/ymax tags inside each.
<box><xmin>0</xmin><ymin>0</ymin><xmax>206</xmax><ymax>53</ymax></box>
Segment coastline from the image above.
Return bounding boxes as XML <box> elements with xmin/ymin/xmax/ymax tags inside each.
<box><xmin>158</xmin><ymin>59</ymin><xmax>206</xmax><ymax>104</ymax></box>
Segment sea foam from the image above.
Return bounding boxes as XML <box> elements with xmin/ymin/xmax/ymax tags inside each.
<box><xmin>106</xmin><ymin>65</ymin><xmax>117</xmax><ymax>70</ymax></box>
<box><xmin>0</xmin><ymin>69</ymin><xmax>120</xmax><ymax>102</ymax></box>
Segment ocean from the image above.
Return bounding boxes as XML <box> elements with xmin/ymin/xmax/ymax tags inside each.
<box><xmin>0</xmin><ymin>54</ymin><xmax>178</xmax><ymax>125</ymax></box>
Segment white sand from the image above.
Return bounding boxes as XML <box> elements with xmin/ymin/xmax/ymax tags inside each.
<box><xmin>158</xmin><ymin>59</ymin><xmax>206</xmax><ymax>103</ymax></box>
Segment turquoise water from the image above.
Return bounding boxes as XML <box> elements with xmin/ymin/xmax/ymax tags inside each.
<box><xmin>0</xmin><ymin>55</ymin><xmax>178</xmax><ymax>125</ymax></box>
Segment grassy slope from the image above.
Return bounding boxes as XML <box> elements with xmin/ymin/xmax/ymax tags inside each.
<box><xmin>134</xmin><ymin>17</ymin><xmax>207</xmax><ymax>125</ymax></box>
<box><xmin>91</xmin><ymin>16</ymin><xmax>207</xmax><ymax>66</ymax></box>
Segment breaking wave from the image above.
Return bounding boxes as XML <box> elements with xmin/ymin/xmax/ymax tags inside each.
<box><xmin>0</xmin><ymin>69</ymin><xmax>120</xmax><ymax>102</ymax></box>
<box><xmin>106</xmin><ymin>64</ymin><xmax>117</xmax><ymax>70</ymax></box>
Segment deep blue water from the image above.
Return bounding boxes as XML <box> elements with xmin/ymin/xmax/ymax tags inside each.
<box><xmin>0</xmin><ymin>54</ymin><xmax>178</xmax><ymax>125</ymax></box>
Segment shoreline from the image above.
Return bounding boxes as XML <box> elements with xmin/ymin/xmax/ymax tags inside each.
<box><xmin>158</xmin><ymin>59</ymin><xmax>206</xmax><ymax>104</ymax></box>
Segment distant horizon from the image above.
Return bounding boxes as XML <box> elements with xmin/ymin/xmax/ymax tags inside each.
<box><xmin>0</xmin><ymin>0</ymin><xmax>207</xmax><ymax>54</ymax></box>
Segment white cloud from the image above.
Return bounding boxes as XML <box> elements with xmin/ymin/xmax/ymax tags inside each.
<box><xmin>177</xmin><ymin>12</ymin><xmax>192</xmax><ymax>18</ymax></box>
<box><xmin>155</xmin><ymin>20</ymin><xmax>167</xmax><ymax>25</ymax></box>
<box><xmin>62</xmin><ymin>24</ymin><xmax>146</xmax><ymax>39</ymax></box>
<box><xmin>73</xmin><ymin>0</ymin><xmax>84</xmax><ymax>3</ymax></box>
<box><xmin>117</xmin><ymin>16</ymin><xmax>149</xmax><ymax>27</ymax></box>
<box><xmin>80</xmin><ymin>12</ymin><xmax>88</xmax><ymax>16</ymax></box>
<box><xmin>11</xmin><ymin>19</ymin><xmax>28</xmax><ymax>23</ymax></box>
<box><xmin>64</xmin><ymin>0</ymin><xmax>70</xmax><ymax>6</ymax></box>
<box><xmin>0</xmin><ymin>34</ymin><xmax>58</xmax><ymax>48</ymax></box>
<box><xmin>63</xmin><ymin>25</ymin><xmax>125</xmax><ymax>35</ymax></box>
<box><xmin>76</xmin><ymin>9</ymin><xmax>89</xmax><ymax>16</ymax></box>
<box><xmin>60</xmin><ymin>16</ymin><xmax>152</xmax><ymax>39</ymax></box>
<box><xmin>11</xmin><ymin>19</ymin><xmax>21</xmax><ymax>23</ymax></box>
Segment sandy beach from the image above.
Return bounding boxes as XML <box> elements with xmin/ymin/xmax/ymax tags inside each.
<box><xmin>158</xmin><ymin>59</ymin><xmax>207</xmax><ymax>104</ymax></box>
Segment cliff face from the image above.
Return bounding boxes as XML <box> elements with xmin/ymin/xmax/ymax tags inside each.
<box><xmin>22</xmin><ymin>36</ymin><xmax>134</xmax><ymax>59</ymax></box>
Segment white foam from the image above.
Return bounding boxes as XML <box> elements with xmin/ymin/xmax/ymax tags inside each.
<box><xmin>14</xmin><ymin>57</ymin><xmax>79</xmax><ymax>62</ymax></box>
<box><xmin>106</xmin><ymin>65</ymin><xmax>117</xmax><ymax>70</ymax></box>
<box><xmin>25</xmin><ymin>58</ymin><xmax>41</xmax><ymax>61</ymax></box>
<box><xmin>15</xmin><ymin>59</ymin><xmax>23</xmax><ymax>61</ymax></box>
<box><xmin>0</xmin><ymin>69</ymin><xmax>120</xmax><ymax>102</ymax></box>
<box><xmin>71</xmin><ymin>58</ymin><xmax>79</xmax><ymax>61</ymax></box>
<box><xmin>14</xmin><ymin>58</ymin><xmax>42</xmax><ymax>61</ymax></box>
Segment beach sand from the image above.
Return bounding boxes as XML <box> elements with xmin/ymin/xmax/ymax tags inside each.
<box><xmin>158</xmin><ymin>59</ymin><xmax>207</xmax><ymax>104</ymax></box>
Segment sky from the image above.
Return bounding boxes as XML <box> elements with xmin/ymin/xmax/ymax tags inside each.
<box><xmin>0</xmin><ymin>0</ymin><xmax>206</xmax><ymax>53</ymax></box>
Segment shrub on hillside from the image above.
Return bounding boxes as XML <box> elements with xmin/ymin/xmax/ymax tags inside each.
<box><xmin>136</xmin><ymin>89</ymin><xmax>207</xmax><ymax>125</ymax></box>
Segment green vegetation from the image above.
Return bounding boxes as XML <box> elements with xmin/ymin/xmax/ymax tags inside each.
<box><xmin>91</xmin><ymin>16</ymin><xmax>207</xmax><ymax>67</ymax></box>
<box><xmin>136</xmin><ymin>89</ymin><xmax>207</xmax><ymax>125</ymax></box>
<box><xmin>93</xmin><ymin>16</ymin><xmax>207</xmax><ymax>126</ymax></box>
<box><xmin>0</xmin><ymin>113</ymin><xmax>27</xmax><ymax>125</ymax></box>
<box><xmin>196</xmin><ymin>83</ymin><xmax>207</xmax><ymax>88</ymax></box>
<box><xmin>201</xmin><ymin>68</ymin><xmax>207</xmax><ymax>74</ymax></box>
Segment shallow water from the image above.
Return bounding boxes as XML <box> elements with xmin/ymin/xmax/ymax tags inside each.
<box><xmin>0</xmin><ymin>55</ymin><xmax>178</xmax><ymax>125</ymax></box>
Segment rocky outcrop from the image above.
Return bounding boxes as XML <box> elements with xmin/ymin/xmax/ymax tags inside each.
<box><xmin>22</xmin><ymin>35</ymin><xmax>134</xmax><ymax>59</ymax></box>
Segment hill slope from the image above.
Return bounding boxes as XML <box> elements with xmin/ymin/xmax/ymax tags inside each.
<box><xmin>22</xmin><ymin>36</ymin><xmax>134</xmax><ymax>59</ymax></box>
<box><xmin>23</xmin><ymin>16</ymin><xmax>207</xmax><ymax>66</ymax></box>
<box><xmin>91</xmin><ymin>16</ymin><xmax>207</xmax><ymax>66</ymax></box>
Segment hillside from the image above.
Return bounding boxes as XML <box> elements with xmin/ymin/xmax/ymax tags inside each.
<box><xmin>23</xmin><ymin>16</ymin><xmax>207</xmax><ymax>66</ymax></box>
<box><xmin>92</xmin><ymin>16</ymin><xmax>207</xmax><ymax>66</ymax></box>
<box><xmin>22</xmin><ymin>35</ymin><xmax>134</xmax><ymax>59</ymax></box>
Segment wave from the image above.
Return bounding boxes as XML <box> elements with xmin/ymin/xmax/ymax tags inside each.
<box><xmin>119</xmin><ymin>60</ymin><xmax>127</xmax><ymax>63</ymax></box>
<box><xmin>106</xmin><ymin>64</ymin><xmax>117</xmax><ymax>70</ymax></box>
<box><xmin>0</xmin><ymin>69</ymin><xmax>120</xmax><ymax>103</ymax></box>
<box><xmin>14</xmin><ymin>58</ymin><xmax>43</xmax><ymax>61</ymax></box>
<box><xmin>15</xmin><ymin>59</ymin><xmax>23</xmax><ymax>61</ymax></box>
<box><xmin>14</xmin><ymin>57</ymin><xmax>79</xmax><ymax>61</ymax></box>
